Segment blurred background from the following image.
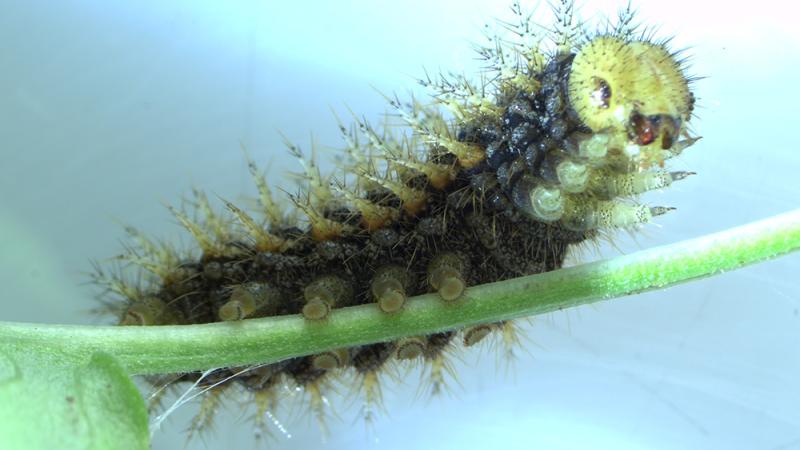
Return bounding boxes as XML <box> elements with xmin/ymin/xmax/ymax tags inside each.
<box><xmin>1</xmin><ymin>0</ymin><xmax>798</xmax><ymax>449</ymax></box>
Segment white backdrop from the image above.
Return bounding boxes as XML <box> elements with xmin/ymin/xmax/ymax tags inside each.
<box><xmin>1</xmin><ymin>1</ymin><xmax>798</xmax><ymax>449</ymax></box>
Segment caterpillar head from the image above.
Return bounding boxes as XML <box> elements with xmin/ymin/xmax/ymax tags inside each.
<box><xmin>567</xmin><ymin>36</ymin><xmax>693</xmax><ymax>168</ymax></box>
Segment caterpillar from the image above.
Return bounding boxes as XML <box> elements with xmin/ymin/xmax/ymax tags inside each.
<box><xmin>91</xmin><ymin>0</ymin><xmax>698</xmax><ymax>446</ymax></box>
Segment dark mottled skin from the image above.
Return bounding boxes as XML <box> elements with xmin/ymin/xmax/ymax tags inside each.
<box><xmin>157</xmin><ymin>52</ymin><xmax>589</xmax><ymax>391</ymax></box>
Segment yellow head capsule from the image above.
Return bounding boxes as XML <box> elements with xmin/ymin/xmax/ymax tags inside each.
<box><xmin>568</xmin><ymin>35</ymin><xmax>693</xmax><ymax>167</ymax></box>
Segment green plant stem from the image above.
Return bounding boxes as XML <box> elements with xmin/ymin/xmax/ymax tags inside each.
<box><xmin>2</xmin><ymin>209</ymin><xmax>798</xmax><ymax>375</ymax></box>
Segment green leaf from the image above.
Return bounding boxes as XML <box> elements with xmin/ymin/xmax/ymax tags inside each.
<box><xmin>0</xmin><ymin>347</ymin><xmax>149</xmax><ymax>450</ymax></box>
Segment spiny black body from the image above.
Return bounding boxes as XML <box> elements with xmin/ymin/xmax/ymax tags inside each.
<box><xmin>94</xmin><ymin>1</ymin><xmax>699</xmax><ymax>442</ymax></box>
<box><xmin>156</xmin><ymin>159</ymin><xmax>586</xmax><ymax>387</ymax></box>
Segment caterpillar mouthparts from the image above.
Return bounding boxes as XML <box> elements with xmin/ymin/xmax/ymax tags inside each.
<box><xmin>91</xmin><ymin>0</ymin><xmax>699</xmax><ymax>444</ymax></box>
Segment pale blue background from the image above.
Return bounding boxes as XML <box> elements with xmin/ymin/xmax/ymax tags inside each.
<box><xmin>1</xmin><ymin>1</ymin><xmax>798</xmax><ymax>449</ymax></box>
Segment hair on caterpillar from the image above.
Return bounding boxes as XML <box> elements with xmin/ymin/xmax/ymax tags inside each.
<box><xmin>90</xmin><ymin>0</ymin><xmax>701</xmax><ymax>448</ymax></box>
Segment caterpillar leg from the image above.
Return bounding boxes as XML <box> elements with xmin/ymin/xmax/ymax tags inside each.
<box><xmin>589</xmin><ymin>170</ymin><xmax>695</xmax><ymax>199</ymax></box>
<box><xmin>563</xmin><ymin>199</ymin><xmax>674</xmax><ymax>231</ymax></box>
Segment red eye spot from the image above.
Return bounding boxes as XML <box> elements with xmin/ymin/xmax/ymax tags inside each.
<box><xmin>630</xmin><ymin>112</ymin><xmax>656</xmax><ymax>146</ymax></box>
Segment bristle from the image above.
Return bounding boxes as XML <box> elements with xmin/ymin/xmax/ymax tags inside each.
<box><xmin>422</xmin><ymin>71</ymin><xmax>503</xmax><ymax>121</ymax></box>
<box><xmin>290</xmin><ymin>194</ymin><xmax>353</xmax><ymax>242</ymax></box>
<box><xmin>334</xmin><ymin>186</ymin><xmax>399</xmax><ymax>231</ymax></box>
<box><xmin>304</xmin><ymin>378</ymin><xmax>333</xmax><ymax>436</ymax></box>
<box><xmin>220</xmin><ymin>198</ymin><xmax>289</xmax><ymax>252</ymax></box>
<box><xmin>186</xmin><ymin>383</ymin><xmax>228</xmax><ymax>443</ymax></box>
<box><xmin>499</xmin><ymin>320</ymin><xmax>527</xmax><ymax>360</ymax></box>
<box><xmin>191</xmin><ymin>189</ymin><xmax>231</xmax><ymax>244</ymax></box>
<box><xmin>90</xmin><ymin>261</ymin><xmax>145</xmax><ymax>303</ymax></box>
<box><xmin>359</xmin><ymin>370</ymin><xmax>384</xmax><ymax>424</ymax></box>
<box><xmin>252</xmin><ymin>387</ymin><xmax>279</xmax><ymax>443</ymax></box>
<box><xmin>118</xmin><ymin>225</ymin><xmax>182</xmax><ymax>280</ymax></box>
<box><xmin>384</xmin><ymin>151</ymin><xmax>456</xmax><ymax>190</ymax></box>
<box><xmin>284</xmin><ymin>139</ymin><xmax>335</xmax><ymax>208</ymax></box>
<box><xmin>361</xmin><ymin>173</ymin><xmax>428</xmax><ymax>216</ymax></box>
<box><xmin>166</xmin><ymin>204</ymin><xmax>218</xmax><ymax>256</ymax></box>
<box><xmin>245</xmin><ymin>156</ymin><xmax>286</xmax><ymax>229</ymax></box>
<box><xmin>94</xmin><ymin>0</ymin><xmax>702</xmax><ymax>442</ymax></box>
<box><xmin>145</xmin><ymin>375</ymin><xmax>182</xmax><ymax>414</ymax></box>
<box><xmin>386</xmin><ymin>94</ymin><xmax>486</xmax><ymax>168</ymax></box>
<box><xmin>551</xmin><ymin>0</ymin><xmax>580</xmax><ymax>52</ymax></box>
<box><xmin>420</xmin><ymin>353</ymin><xmax>458</xmax><ymax>398</ymax></box>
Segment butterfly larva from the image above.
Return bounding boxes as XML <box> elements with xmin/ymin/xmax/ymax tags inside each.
<box><xmin>92</xmin><ymin>0</ymin><xmax>699</xmax><ymax>445</ymax></box>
